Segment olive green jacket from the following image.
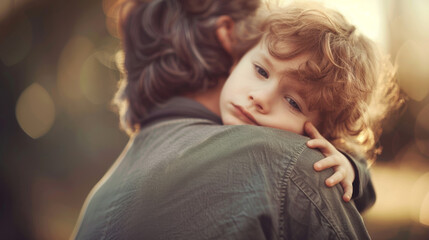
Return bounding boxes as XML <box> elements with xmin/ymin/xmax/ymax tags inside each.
<box><xmin>74</xmin><ymin>98</ymin><xmax>373</xmax><ymax>239</ymax></box>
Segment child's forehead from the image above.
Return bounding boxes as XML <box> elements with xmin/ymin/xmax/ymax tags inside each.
<box><xmin>251</xmin><ymin>42</ymin><xmax>317</xmax><ymax>88</ymax></box>
<box><xmin>251</xmin><ymin>43</ymin><xmax>318</xmax><ymax>102</ymax></box>
<box><xmin>252</xmin><ymin>42</ymin><xmax>312</xmax><ymax>73</ymax></box>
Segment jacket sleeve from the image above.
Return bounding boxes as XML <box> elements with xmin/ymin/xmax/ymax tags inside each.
<box><xmin>281</xmin><ymin>147</ymin><xmax>371</xmax><ymax>240</ymax></box>
<box><xmin>341</xmin><ymin>151</ymin><xmax>376</xmax><ymax>212</ymax></box>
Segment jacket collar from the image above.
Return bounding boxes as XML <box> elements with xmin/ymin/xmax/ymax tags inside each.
<box><xmin>140</xmin><ymin>97</ymin><xmax>222</xmax><ymax>127</ymax></box>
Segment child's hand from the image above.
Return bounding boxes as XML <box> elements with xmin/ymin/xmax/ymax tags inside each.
<box><xmin>304</xmin><ymin>122</ymin><xmax>355</xmax><ymax>202</ymax></box>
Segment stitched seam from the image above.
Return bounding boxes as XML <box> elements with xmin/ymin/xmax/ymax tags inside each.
<box><xmin>290</xmin><ymin>173</ymin><xmax>344</xmax><ymax>240</ymax></box>
<box><xmin>278</xmin><ymin>143</ymin><xmax>307</xmax><ymax>240</ymax></box>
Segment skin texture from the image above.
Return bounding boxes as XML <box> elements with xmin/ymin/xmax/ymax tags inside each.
<box><xmin>219</xmin><ymin>41</ymin><xmax>355</xmax><ymax>201</ymax></box>
<box><xmin>220</xmin><ymin>42</ymin><xmax>320</xmax><ymax>135</ymax></box>
<box><xmin>305</xmin><ymin>122</ymin><xmax>355</xmax><ymax>202</ymax></box>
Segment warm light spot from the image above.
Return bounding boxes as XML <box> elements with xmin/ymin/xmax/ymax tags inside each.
<box><xmin>105</xmin><ymin>16</ymin><xmax>119</xmax><ymax>38</ymax></box>
<box><xmin>0</xmin><ymin>15</ymin><xmax>33</xmax><ymax>66</ymax></box>
<box><xmin>364</xmin><ymin>164</ymin><xmax>421</xmax><ymax>221</ymax></box>
<box><xmin>57</xmin><ymin>36</ymin><xmax>94</xmax><ymax>101</ymax></box>
<box><xmin>403</xmin><ymin>0</ymin><xmax>429</xmax><ymax>39</ymax></box>
<box><xmin>277</xmin><ymin>0</ymin><xmax>387</xmax><ymax>46</ymax></box>
<box><xmin>16</xmin><ymin>83</ymin><xmax>56</xmax><ymax>139</ymax></box>
<box><xmin>396</xmin><ymin>41</ymin><xmax>429</xmax><ymax>102</ymax></box>
<box><xmin>364</xmin><ymin>143</ymin><xmax>429</xmax><ymax>223</ymax></box>
<box><xmin>102</xmin><ymin>0</ymin><xmax>120</xmax><ymax>17</ymax></box>
<box><xmin>80</xmin><ymin>52</ymin><xmax>118</xmax><ymax>105</ymax></box>
<box><xmin>103</xmin><ymin>0</ymin><xmax>122</xmax><ymax>38</ymax></box>
<box><xmin>410</xmin><ymin>172</ymin><xmax>429</xmax><ymax>223</ymax></box>
<box><xmin>420</xmin><ymin>191</ymin><xmax>429</xmax><ymax>226</ymax></box>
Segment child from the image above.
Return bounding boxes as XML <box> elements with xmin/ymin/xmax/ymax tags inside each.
<box><xmin>219</xmin><ymin>2</ymin><xmax>402</xmax><ymax>203</ymax></box>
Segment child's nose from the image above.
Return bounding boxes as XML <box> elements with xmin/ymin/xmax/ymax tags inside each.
<box><xmin>248</xmin><ymin>89</ymin><xmax>273</xmax><ymax>113</ymax></box>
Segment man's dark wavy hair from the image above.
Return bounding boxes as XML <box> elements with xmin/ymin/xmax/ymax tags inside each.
<box><xmin>113</xmin><ymin>0</ymin><xmax>260</xmax><ymax>134</ymax></box>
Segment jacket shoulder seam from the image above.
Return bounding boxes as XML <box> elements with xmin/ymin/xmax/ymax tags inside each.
<box><xmin>277</xmin><ymin>142</ymin><xmax>307</xmax><ymax>240</ymax></box>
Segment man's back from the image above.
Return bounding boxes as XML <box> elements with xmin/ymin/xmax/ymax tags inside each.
<box><xmin>74</xmin><ymin>115</ymin><xmax>370</xmax><ymax>239</ymax></box>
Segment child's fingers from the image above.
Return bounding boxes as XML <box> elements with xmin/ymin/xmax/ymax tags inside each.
<box><xmin>304</xmin><ymin>121</ymin><xmax>323</xmax><ymax>139</ymax></box>
<box><xmin>307</xmin><ymin>139</ymin><xmax>334</xmax><ymax>155</ymax></box>
<box><xmin>325</xmin><ymin>169</ymin><xmax>345</xmax><ymax>187</ymax></box>
<box><xmin>307</xmin><ymin>138</ymin><xmax>329</xmax><ymax>149</ymax></box>
<box><xmin>313</xmin><ymin>156</ymin><xmax>340</xmax><ymax>171</ymax></box>
<box><xmin>341</xmin><ymin>182</ymin><xmax>353</xmax><ymax>202</ymax></box>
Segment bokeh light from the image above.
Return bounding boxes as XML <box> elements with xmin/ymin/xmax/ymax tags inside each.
<box><xmin>15</xmin><ymin>83</ymin><xmax>56</xmax><ymax>139</ymax></box>
<box><xmin>277</xmin><ymin>0</ymin><xmax>387</xmax><ymax>46</ymax></box>
<box><xmin>401</xmin><ymin>0</ymin><xmax>429</xmax><ymax>40</ymax></box>
<box><xmin>364</xmin><ymin>141</ymin><xmax>429</xmax><ymax>235</ymax></box>
<box><xmin>420</xmin><ymin>191</ymin><xmax>429</xmax><ymax>226</ymax></box>
<box><xmin>410</xmin><ymin>172</ymin><xmax>429</xmax><ymax>223</ymax></box>
<box><xmin>103</xmin><ymin>0</ymin><xmax>122</xmax><ymax>38</ymax></box>
<box><xmin>365</xmin><ymin>164</ymin><xmax>421</xmax><ymax>221</ymax></box>
<box><xmin>57</xmin><ymin>36</ymin><xmax>94</xmax><ymax>102</ymax></box>
<box><xmin>396</xmin><ymin>41</ymin><xmax>429</xmax><ymax>102</ymax></box>
<box><xmin>80</xmin><ymin>52</ymin><xmax>118</xmax><ymax>105</ymax></box>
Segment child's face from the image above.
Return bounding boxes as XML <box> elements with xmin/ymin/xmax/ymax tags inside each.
<box><xmin>219</xmin><ymin>42</ymin><xmax>320</xmax><ymax>135</ymax></box>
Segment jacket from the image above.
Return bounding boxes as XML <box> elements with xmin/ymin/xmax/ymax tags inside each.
<box><xmin>73</xmin><ymin>97</ymin><xmax>372</xmax><ymax>239</ymax></box>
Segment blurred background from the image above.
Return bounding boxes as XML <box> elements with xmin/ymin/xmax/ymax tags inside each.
<box><xmin>0</xmin><ymin>0</ymin><xmax>428</xmax><ymax>239</ymax></box>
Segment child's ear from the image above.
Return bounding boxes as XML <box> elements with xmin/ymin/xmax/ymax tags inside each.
<box><xmin>216</xmin><ymin>15</ymin><xmax>235</xmax><ymax>55</ymax></box>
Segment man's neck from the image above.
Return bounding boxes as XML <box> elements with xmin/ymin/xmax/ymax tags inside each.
<box><xmin>184</xmin><ymin>79</ymin><xmax>225</xmax><ymax>117</ymax></box>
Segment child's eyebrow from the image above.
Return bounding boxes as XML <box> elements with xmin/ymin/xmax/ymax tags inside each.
<box><xmin>258</xmin><ymin>49</ymin><xmax>310</xmax><ymax>104</ymax></box>
<box><xmin>259</xmin><ymin>53</ymin><xmax>274</xmax><ymax>70</ymax></box>
<box><xmin>260</xmin><ymin>52</ymin><xmax>300</xmax><ymax>78</ymax></box>
<box><xmin>282</xmin><ymin>69</ymin><xmax>300</xmax><ymax>79</ymax></box>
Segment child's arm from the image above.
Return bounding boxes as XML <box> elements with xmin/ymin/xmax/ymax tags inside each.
<box><xmin>343</xmin><ymin>153</ymin><xmax>376</xmax><ymax>212</ymax></box>
<box><xmin>304</xmin><ymin>122</ymin><xmax>355</xmax><ymax>202</ymax></box>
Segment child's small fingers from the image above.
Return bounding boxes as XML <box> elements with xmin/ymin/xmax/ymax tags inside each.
<box><xmin>307</xmin><ymin>138</ymin><xmax>329</xmax><ymax>149</ymax></box>
<box><xmin>325</xmin><ymin>170</ymin><xmax>344</xmax><ymax>187</ymax></box>
<box><xmin>314</xmin><ymin>156</ymin><xmax>338</xmax><ymax>171</ymax></box>
<box><xmin>342</xmin><ymin>182</ymin><xmax>353</xmax><ymax>202</ymax></box>
<box><xmin>304</xmin><ymin>121</ymin><xmax>323</xmax><ymax>139</ymax></box>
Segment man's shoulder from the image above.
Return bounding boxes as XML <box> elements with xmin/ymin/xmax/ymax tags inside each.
<box><xmin>187</xmin><ymin>124</ymin><xmax>323</xmax><ymax>168</ymax></box>
<box><xmin>222</xmin><ymin>125</ymin><xmax>327</xmax><ymax>175</ymax></box>
<box><xmin>217</xmin><ymin>125</ymin><xmax>315</xmax><ymax>156</ymax></box>
<box><xmin>215</xmin><ymin>124</ymin><xmax>309</xmax><ymax>146</ymax></box>
<box><xmin>139</xmin><ymin>119</ymin><xmax>325</xmax><ymax>168</ymax></box>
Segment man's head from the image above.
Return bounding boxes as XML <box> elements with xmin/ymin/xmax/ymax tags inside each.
<box><xmin>221</xmin><ymin>2</ymin><xmax>389</xmax><ymax>155</ymax></box>
<box><xmin>114</xmin><ymin>0</ymin><xmax>260</xmax><ymax>134</ymax></box>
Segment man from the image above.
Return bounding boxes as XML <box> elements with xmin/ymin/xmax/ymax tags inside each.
<box><xmin>72</xmin><ymin>0</ymin><xmax>374</xmax><ymax>239</ymax></box>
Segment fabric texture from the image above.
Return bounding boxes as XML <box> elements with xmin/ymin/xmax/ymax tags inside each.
<box><xmin>73</xmin><ymin>97</ymin><xmax>372</xmax><ymax>240</ymax></box>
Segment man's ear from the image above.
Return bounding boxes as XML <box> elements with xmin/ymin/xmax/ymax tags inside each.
<box><xmin>216</xmin><ymin>15</ymin><xmax>235</xmax><ymax>54</ymax></box>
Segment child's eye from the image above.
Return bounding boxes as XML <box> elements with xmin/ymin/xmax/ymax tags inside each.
<box><xmin>285</xmin><ymin>97</ymin><xmax>302</xmax><ymax>112</ymax></box>
<box><xmin>254</xmin><ymin>65</ymin><xmax>269</xmax><ymax>78</ymax></box>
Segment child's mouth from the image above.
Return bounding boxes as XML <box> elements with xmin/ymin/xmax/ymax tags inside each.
<box><xmin>232</xmin><ymin>104</ymin><xmax>260</xmax><ymax>126</ymax></box>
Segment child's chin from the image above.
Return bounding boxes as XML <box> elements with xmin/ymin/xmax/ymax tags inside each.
<box><xmin>222</xmin><ymin>118</ymin><xmax>237</xmax><ymax>126</ymax></box>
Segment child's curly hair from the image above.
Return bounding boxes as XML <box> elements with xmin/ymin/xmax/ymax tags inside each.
<box><xmin>254</xmin><ymin>2</ymin><xmax>404</xmax><ymax>161</ymax></box>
